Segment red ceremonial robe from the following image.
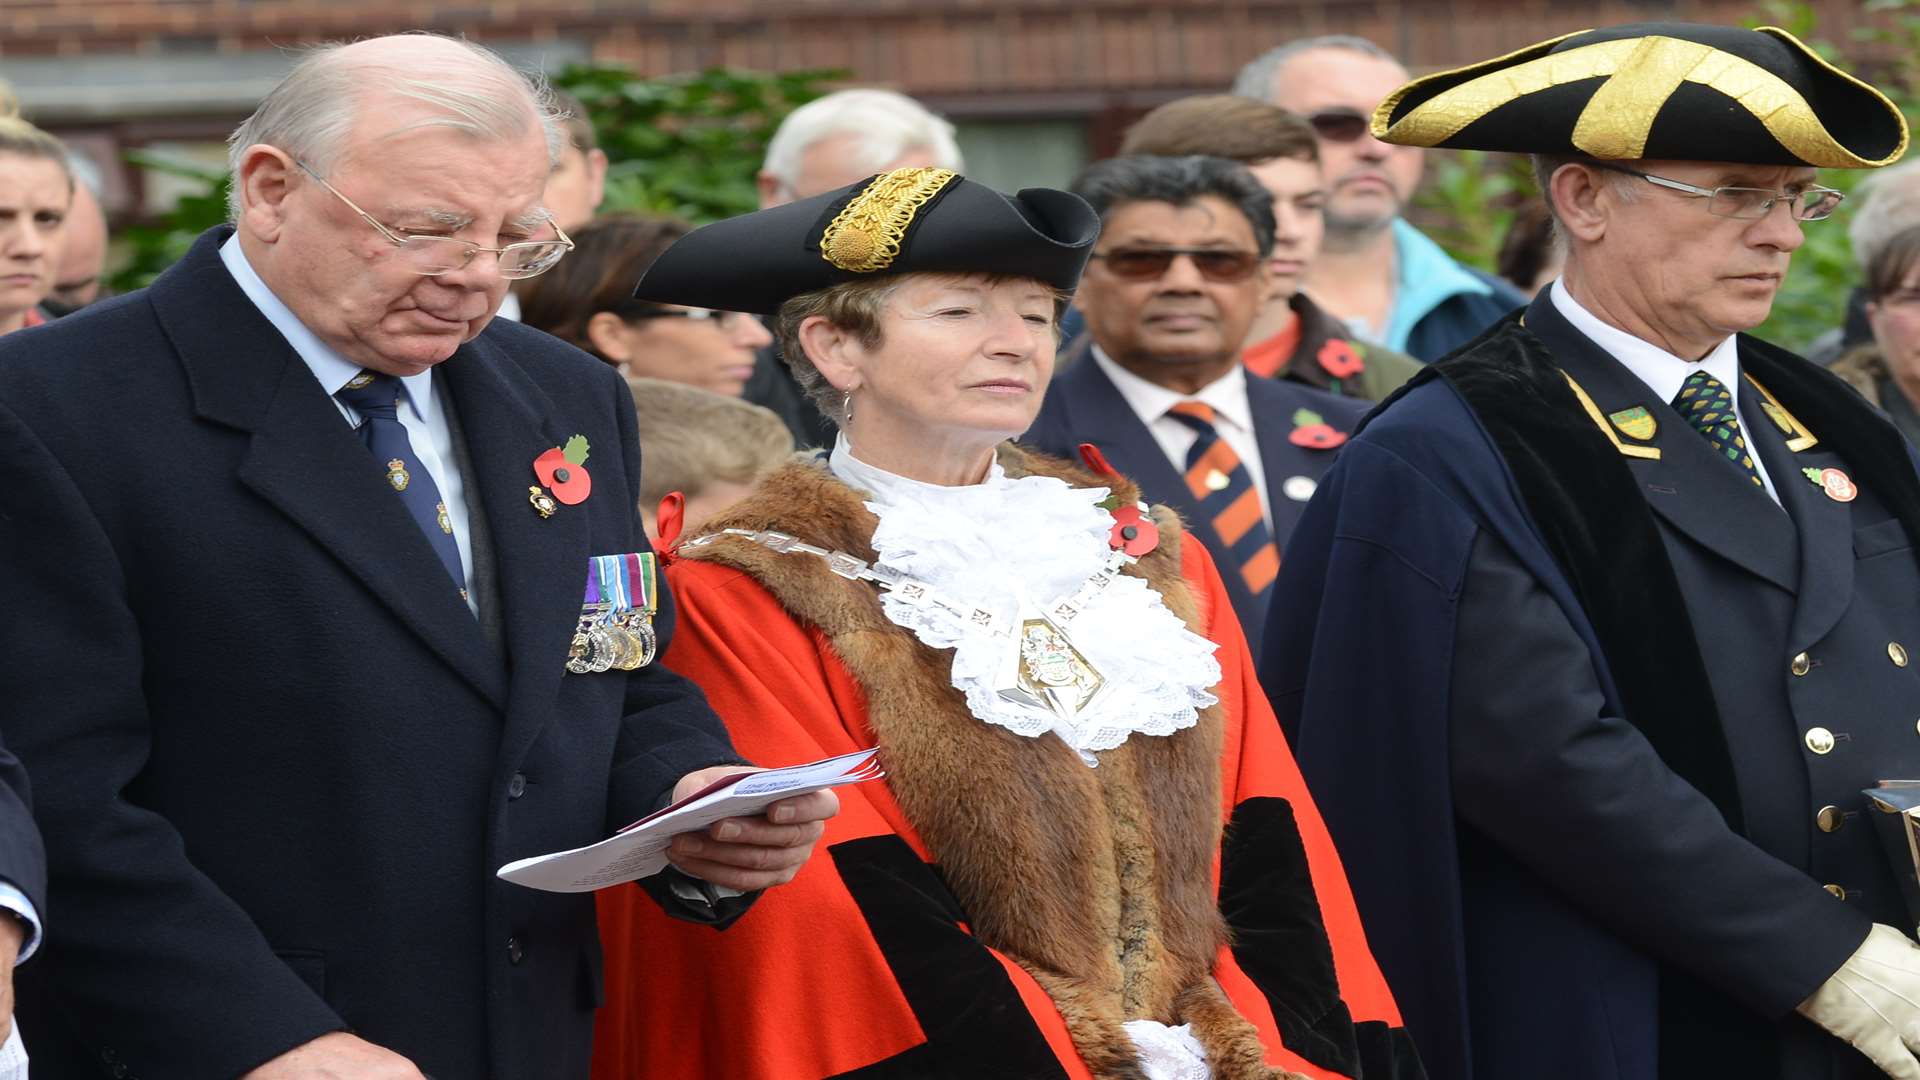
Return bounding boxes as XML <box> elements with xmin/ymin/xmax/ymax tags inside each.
<box><xmin>592</xmin><ymin>446</ymin><xmax>1419</xmax><ymax>1080</ymax></box>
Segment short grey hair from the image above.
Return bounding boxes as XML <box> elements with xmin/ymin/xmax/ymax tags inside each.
<box><xmin>1849</xmin><ymin>159</ymin><xmax>1920</xmax><ymax>273</ymax></box>
<box><xmin>1231</xmin><ymin>35</ymin><xmax>1401</xmax><ymax>102</ymax></box>
<box><xmin>761</xmin><ymin>88</ymin><xmax>964</xmax><ymax>194</ymax></box>
<box><xmin>1531</xmin><ymin>154</ymin><xmax>1639</xmax><ymax>235</ymax></box>
<box><xmin>227</xmin><ymin>34</ymin><xmax>565</xmax><ymax>219</ymax></box>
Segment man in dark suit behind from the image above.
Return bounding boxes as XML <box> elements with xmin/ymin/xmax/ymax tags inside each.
<box><xmin>1023</xmin><ymin>154</ymin><xmax>1365</xmax><ymax>656</ymax></box>
<box><xmin>0</xmin><ymin>35</ymin><xmax>832</xmax><ymax>1080</ymax></box>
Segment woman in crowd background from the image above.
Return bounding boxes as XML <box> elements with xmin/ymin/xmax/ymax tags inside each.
<box><xmin>518</xmin><ymin>211</ymin><xmax>772</xmax><ymax>394</ymax></box>
<box><xmin>1831</xmin><ymin>223</ymin><xmax>1920</xmax><ymax>446</ymax></box>
<box><xmin>0</xmin><ymin>91</ymin><xmax>70</xmax><ymax>336</ymax></box>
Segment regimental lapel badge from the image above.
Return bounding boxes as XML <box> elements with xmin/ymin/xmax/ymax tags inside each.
<box><xmin>1803</xmin><ymin>466</ymin><xmax>1858</xmax><ymax>503</ymax></box>
<box><xmin>1746</xmin><ymin>375</ymin><xmax>1820</xmax><ymax>452</ymax></box>
<box><xmin>530</xmin><ymin>435</ymin><xmax>592</xmax><ymax>517</ymax></box>
<box><xmin>1608</xmin><ymin>406</ymin><xmax>1657</xmax><ymax>441</ymax></box>
<box><xmin>565</xmin><ymin>553</ymin><xmax>660</xmax><ymax>673</ymax></box>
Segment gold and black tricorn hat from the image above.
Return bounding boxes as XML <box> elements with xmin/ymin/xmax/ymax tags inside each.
<box><xmin>633</xmin><ymin>167</ymin><xmax>1102</xmax><ymax>315</ymax></box>
<box><xmin>1371</xmin><ymin>22</ymin><xmax>1909</xmax><ymax>168</ymax></box>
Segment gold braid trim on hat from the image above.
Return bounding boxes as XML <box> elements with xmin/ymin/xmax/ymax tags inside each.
<box><xmin>1373</xmin><ymin>30</ymin><xmax>1907</xmax><ymax>168</ymax></box>
<box><xmin>818</xmin><ymin>167</ymin><xmax>959</xmax><ymax>273</ymax></box>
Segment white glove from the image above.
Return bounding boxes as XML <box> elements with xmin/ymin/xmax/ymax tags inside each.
<box><xmin>1798</xmin><ymin>923</ymin><xmax>1920</xmax><ymax>1079</ymax></box>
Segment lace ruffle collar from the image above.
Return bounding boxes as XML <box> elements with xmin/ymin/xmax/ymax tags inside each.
<box><xmin>828</xmin><ymin>437</ymin><xmax>1220</xmax><ymax>761</ymax></box>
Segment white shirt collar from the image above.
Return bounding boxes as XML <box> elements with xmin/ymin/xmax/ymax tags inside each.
<box><xmin>1549</xmin><ymin>279</ymin><xmax>1743</xmax><ymax>407</ymax></box>
<box><xmin>1089</xmin><ymin>345</ymin><xmax>1254</xmax><ymax>433</ymax></box>
<box><xmin>218</xmin><ymin>233</ymin><xmax>433</xmax><ymax>421</ymax></box>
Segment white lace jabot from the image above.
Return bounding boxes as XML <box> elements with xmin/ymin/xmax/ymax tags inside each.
<box><xmin>827</xmin><ymin>436</ymin><xmax>1221</xmax><ymax>760</ymax></box>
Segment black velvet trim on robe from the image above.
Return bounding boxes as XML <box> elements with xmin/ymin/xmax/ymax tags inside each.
<box><xmin>1416</xmin><ymin>314</ymin><xmax>1920</xmax><ymax>1078</ymax></box>
<box><xmin>1219</xmin><ymin>796</ymin><xmax>1358</xmax><ymax>1074</ymax></box>
<box><xmin>827</xmin><ymin>836</ymin><xmax>1071</xmax><ymax>1080</ymax></box>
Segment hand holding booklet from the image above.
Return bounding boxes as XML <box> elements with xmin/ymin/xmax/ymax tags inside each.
<box><xmin>496</xmin><ymin>748</ymin><xmax>884</xmax><ymax>893</ymax></box>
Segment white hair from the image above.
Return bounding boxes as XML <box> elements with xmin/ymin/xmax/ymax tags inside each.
<box><xmin>761</xmin><ymin>88</ymin><xmax>964</xmax><ymax>193</ymax></box>
<box><xmin>226</xmin><ymin>34</ymin><xmax>565</xmax><ymax>219</ymax></box>
<box><xmin>1231</xmin><ymin>35</ymin><xmax>1402</xmax><ymax>102</ymax></box>
<box><xmin>1849</xmin><ymin>159</ymin><xmax>1920</xmax><ymax>272</ymax></box>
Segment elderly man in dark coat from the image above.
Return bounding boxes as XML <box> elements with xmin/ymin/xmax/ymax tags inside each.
<box><xmin>0</xmin><ymin>34</ymin><xmax>833</xmax><ymax>1080</ymax></box>
<box><xmin>1263</xmin><ymin>21</ymin><xmax>1920</xmax><ymax>1080</ymax></box>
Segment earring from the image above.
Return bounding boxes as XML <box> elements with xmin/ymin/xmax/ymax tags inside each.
<box><xmin>842</xmin><ymin>389</ymin><xmax>854</xmax><ymax>425</ymax></box>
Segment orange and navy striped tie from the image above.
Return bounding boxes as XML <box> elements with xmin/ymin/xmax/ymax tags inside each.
<box><xmin>1165</xmin><ymin>401</ymin><xmax>1280</xmax><ymax>598</ymax></box>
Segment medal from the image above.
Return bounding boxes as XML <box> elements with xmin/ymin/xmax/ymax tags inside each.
<box><xmin>563</xmin><ymin>553</ymin><xmax>661</xmax><ymax>674</ymax></box>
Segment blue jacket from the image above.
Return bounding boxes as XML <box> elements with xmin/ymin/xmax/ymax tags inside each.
<box><xmin>1387</xmin><ymin>218</ymin><xmax>1528</xmax><ymax>363</ymax></box>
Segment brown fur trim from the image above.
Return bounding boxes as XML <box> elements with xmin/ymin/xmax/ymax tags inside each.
<box><xmin>684</xmin><ymin>443</ymin><xmax>1265</xmax><ymax>1076</ymax></box>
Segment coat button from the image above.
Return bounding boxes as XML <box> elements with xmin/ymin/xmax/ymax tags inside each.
<box><xmin>1817</xmin><ymin>805</ymin><xmax>1845</xmax><ymax>832</ymax></box>
<box><xmin>507</xmin><ymin>936</ymin><xmax>525</xmax><ymax>965</ymax></box>
<box><xmin>1893</xmin><ymin>642</ymin><xmax>1911</xmax><ymax>668</ymax></box>
<box><xmin>1791</xmin><ymin>652</ymin><xmax>1812</xmax><ymax>676</ymax></box>
<box><xmin>1825</xmin><ymin>884</ymin><xmax>1849</xmax><ymax>899</ymax></box>
<box><xmin>1805</xmin><ymin>727</ymin><xmax>1836</xmax><ymax>754</ymax></box>
<box><xmin>508</xmin><ymin>773</ymin><xmax>527</xmax><ymax>800</ymax></box>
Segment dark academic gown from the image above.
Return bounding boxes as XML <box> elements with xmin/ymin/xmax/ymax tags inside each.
<box><xmin>1262</xmin><ymin>291</ymin><xmax>1920</xmax><ymax>1080</ymax></box>
<box><xmin>1025</xmin><ymin>335</ymin><xmax>1367</xmax><ymax>657</ymax></box>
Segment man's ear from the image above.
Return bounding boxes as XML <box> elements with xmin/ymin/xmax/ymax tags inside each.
<box><xmin>1550</xmin><ymin>162</ymin><xmax>1612</xmax><ymax>245</ymax></box>
<box><xmin>235</xmin><ymin>144</ymin><xmax>299</xmax><ymax>244</ymax></box>
<box><xmin>586</xmin><ymin>148</ymin><xmax>609</xmax><ymax>210</ymax></box>
<box><xmin>754</xmin><ymin>170</ymin><xmax>789</xmax><ymax>210</ymax></box>
<box><xmin>585</xmin><ymin>311</ymin><xmax>635</xmax><ymax>362</ymax></box>
<box><xmin>795</xmin><ymin>314</ymin><xmax>861</xmax><ymax>392</ymax></box>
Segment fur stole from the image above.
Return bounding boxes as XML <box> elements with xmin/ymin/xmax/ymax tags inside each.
<box><xmin>681</xmin><ymin>442</ymin><xmax>1291</xmax><ymax>1080</ymax></box>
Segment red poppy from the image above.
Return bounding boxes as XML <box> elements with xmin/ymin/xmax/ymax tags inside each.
<box><xmin>1108</xmin><ymin>504</ymin><xmax>1160</xmax><ymax>557</ymax></box>
<box><xmin>1288</xmin><ymin>407</ymin><xmax>1350</xmax><ymax>450</ymax></box>
<box><xmin>534</xmin><ymin>435</ymin><xmax>593</xmax><ymax>506</ymax></box>
<box><xmin>1317</xmin><ymin>338</ymin><xmax>1366</xmax><ymax>380</ymax></box>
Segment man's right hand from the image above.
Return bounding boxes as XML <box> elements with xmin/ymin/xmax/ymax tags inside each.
<box><xmin>1798</xmin><ymin>923</ymin><xmax>1920</xmax><ymax>1079</ymax></box>
<box><xmin>241</xmin><ymin>1032</ymin><xmax>427</xmax><ymax>1079</ymax></box>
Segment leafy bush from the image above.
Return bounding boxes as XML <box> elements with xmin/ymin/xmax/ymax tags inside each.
<box><xmin>552</xmin><ymin>64</ymin><xmax>843</xmax><ymax>224</ymax></box>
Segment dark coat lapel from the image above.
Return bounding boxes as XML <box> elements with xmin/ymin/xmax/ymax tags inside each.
<box><xmin>1525</xmin><ymin>295</ymin><xmax>1798</xmax><ymax>593</ymax></box>
<box><xmin>151</xmin><ymin>228</ymin><xmax>506</xmax><ymax>708</ymax></box>
<box><xmin>1742</xmin><ymin>373</ymin><xmax>1854</xmax><ymax>649</ymax></box>
<box><xmin>439</xmin><ymin>334</ymin><xmax>591</xmax><ymax>719</ymax></box>
<box><xmin>1045</xmin><ymin>337</ymin><xmax>1207</xmax><ymax>529</ymax></box>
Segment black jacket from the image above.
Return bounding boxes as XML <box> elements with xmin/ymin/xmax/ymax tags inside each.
<box><xmin>0</xmin><ymin>228</ymin><xmax>746</xmax><ymax>1079</ymax></box>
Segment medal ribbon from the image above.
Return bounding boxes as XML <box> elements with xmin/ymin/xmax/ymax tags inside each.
<box><xmin>626</xmin><ymin>552</ymin><xmax>657</xmax><ymax>614</ymax></box>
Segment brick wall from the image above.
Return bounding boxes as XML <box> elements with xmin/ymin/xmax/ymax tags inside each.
<box><xmin>0</xmin><ymin>0</ymin><xmax>1894</xmax><ymax>96</ymax></box>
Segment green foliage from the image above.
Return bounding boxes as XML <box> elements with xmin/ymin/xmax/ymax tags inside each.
<box><xmin>1412</xmin><ymin>149</ymin><xmax>1536</xmax><ymax>274</ymax></box>
<box><xmin>105</xmin><ymin>64</ymin><xmax>843</xmax><ymax>294</ymax></box>
<box><xmin>105</xmin><ymin>152</ymin><xmax>231</xmax><ymax>294</ymax></box>
<box><xmin>552</xmin><ymin>64</ymin><xmax>845</xmax><ymax>224</ymax></box>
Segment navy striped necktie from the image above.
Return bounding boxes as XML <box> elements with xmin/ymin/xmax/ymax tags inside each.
<box><xmin>1165</xmin><ymin>400</ymin><xmax>1280</xmax><ymax>598</ymax></box>
<box><xmin>334</xmin><ymin>371</ymin><xmax>467</xmax><ymax>594</ymax></box>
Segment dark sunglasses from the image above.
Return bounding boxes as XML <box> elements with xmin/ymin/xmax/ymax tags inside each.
<box><xmin>1092</xmin><ymin>247</ymin><xmax>1261</xmax><ymax>283</ymax></box>
<box><xmin>1306</xmin><ymin>108</ymin><xmax>1371</xmax><ymax>143</ymax></box>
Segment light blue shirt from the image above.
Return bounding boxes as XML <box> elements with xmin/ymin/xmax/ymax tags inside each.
<box><xmin>218</xmin><ymin>236</ymin><xmax>478</xmax><ymax>614</ymax></box>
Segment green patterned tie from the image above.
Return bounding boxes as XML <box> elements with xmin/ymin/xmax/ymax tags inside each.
<box><xmin>1672</xmin><ymin>369</ymin><xmax>1763</xmax><ymax>488</ymax></box>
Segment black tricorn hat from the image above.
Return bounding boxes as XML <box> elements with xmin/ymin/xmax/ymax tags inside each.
<box><xmin>1372</xmin><ymin>23</ymin><xmax>1908</xmax><ymax>168</ymax></box>
<box><xmin>633</xmin><ymin>168</ymin><xmax>1102</xmax><ymax>315</ymax></box>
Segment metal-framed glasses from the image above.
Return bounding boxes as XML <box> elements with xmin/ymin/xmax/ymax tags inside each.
<box><xmin>620</xmin><ymin>305</ymin><xmax>756</xmax><ymax>331</ymax></box>
<box><xmin>1591</xmin><ymin>162</ymin><xmax>1845</xmax><ymax>222</ymax></box>
<box><xmin>296</xmin><ymin>160</ymin><xmax>575</xmax><ymax>279</ymax></box>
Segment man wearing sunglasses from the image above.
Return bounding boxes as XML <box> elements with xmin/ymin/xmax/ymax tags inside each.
<box><xmin>1235</xmin><ymin>35</ymin><xmax>1527</xmax><ymax>362</ymax></box>
<box><xmin>1265</xmin><ymin>23</ymin><xmax>1920</xmax><ymax>1080</ymax></box>
<box><xmin>0</xmin><ymin>34</ymin><xmax>834</xmax><ymax>1080</ymax></box>
<box><xmin>1024</xmin><ymin>154</ymin><xmax>1366</xmax><ymax>657</ymax></box>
